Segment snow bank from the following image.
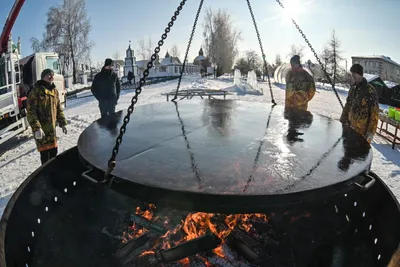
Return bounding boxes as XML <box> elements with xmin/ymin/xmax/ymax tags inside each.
<box><xmin>66</xmin><ymin>82</ymin><xmax>92</xmax><ymax>93</ymax></box>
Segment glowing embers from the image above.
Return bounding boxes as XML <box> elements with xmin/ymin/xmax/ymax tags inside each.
<box><xmin>117</xmin><ymin>204</ymin><xmax>278</xmax><ymax>266</ymax></box>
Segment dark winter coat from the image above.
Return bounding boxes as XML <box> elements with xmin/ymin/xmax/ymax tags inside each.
<box><xmin>91</xmin><ymin>68</ymin><xmax>121</xmax><ymax>102</ymax></box>
<box><xmin>27</xmin><ymin>80</ymin><xmax>67</xmax><ymax>152</ymax></box>
<box><xmin>285</xmin><ymin>67</ymin><xmax>316</xmax><ymax>110</ymax></box>
<box><xmin>340</xmin><ymin>78</ymin><xmax>379</xmax><ymax>143</ymax></box>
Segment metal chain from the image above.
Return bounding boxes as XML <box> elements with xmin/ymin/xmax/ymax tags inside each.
<box><xmin>102</xmin><ymin>0</ymin><xmax>188</xmax><ymax>182</ymax></box>
<box><xmin>172</xmin><ymin>0</ymin><xmax>205</xmax><ymax>101</ymax></box>
<box><xmin>275</xmin><ymin>0</ymin><xmax>344</xmax><ymax>109</ymax></box>
<box><xmin>246</xmin><ymin>0</ymin><xmax>276</xmax><ymax>105</ymax></box>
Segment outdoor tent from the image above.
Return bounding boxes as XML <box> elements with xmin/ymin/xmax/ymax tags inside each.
<box><xmin>384</xmin><ymin>80</ymin><xmax>400</xmax><ymax>108</ymax></box>
<box><xmin>364</xmin><ymin>74</ymin><xmax>392</xmax><ymax>105</ymax></box>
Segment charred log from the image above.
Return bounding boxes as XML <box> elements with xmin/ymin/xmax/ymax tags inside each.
<box><xmin>134</xmin><ymin>252</ymin><xmax>160</xmax><ymax>267</ymax></box>
<box><xmin>130</xmin><ymin>213</ymin><xmax>166</xmax><ymax>235</ymax></box>
<box><xmin>226</xmin><ymin>235</ymin><xmax>259</xmax><ymax>262</ymax></box>
<box><xmin>160</xmin><ymin>233</ymin><xmax>222</xmax><ymax>263</ymax></box>
<box><xmin>116</xmin><ymin>232</ymin><xmax>158</xmax><ymax>266</ymax></box>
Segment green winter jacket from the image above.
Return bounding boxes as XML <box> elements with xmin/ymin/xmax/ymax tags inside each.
<box><xmin>27</xmin><ymin>80</ymin><xmax>67</xmax><ymax>152</ymax></box>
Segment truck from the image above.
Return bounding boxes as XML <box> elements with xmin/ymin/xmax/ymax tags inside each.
<box><xmin>0</xmin><ymin>0</ymin><xmax>66</xmax><ymax>145</ymax></box>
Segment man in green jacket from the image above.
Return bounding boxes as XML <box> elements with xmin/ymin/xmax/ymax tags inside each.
<box><xmin>27</xmin><ymin>69</ymin><xmax>68</xmax><ymax>164</ymax></box>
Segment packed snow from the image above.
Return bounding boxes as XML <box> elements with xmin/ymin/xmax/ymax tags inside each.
<box><xmin>0</xmin><ymin>75</ymin><xmax>399</xmax><ymax>216</ymax></box>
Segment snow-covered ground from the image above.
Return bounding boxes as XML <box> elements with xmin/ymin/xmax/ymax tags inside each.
<box><xmin>0</xmin><ymin>75</ymin><xmax>399</xmax><ymax>216</ymax></box>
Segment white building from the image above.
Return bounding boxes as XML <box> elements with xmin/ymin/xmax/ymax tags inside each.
<box><xmin>352</xmin><ymin>55</ymin><xmax>400</xmax><ymax>83</ymax></box>
<box><xmin>122</xmin><ymin>44</ymin><xmax>201</xmax><ymax>79</ymax></box>
<box><xmin>122</xmin><ymin>41</ymin><xmax>138</xmax><ymax>83</ymax></box>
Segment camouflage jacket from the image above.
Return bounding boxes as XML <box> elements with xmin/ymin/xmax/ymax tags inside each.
<box><xmin>27</xmin><ymin>80</ymin><xmax>67</xmax><ymax>152</ymax></box>
<box><xmin>285</xmin><ymin>67</ymin><xmax>316</xmax><ymax>110</ymax></box>
<box><xmin>340</xmin><ymin>78</ymin><xmax>379</xmax><ymax>143</ymax></box>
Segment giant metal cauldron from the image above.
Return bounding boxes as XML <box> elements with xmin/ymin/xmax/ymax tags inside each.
<box><xmin>1</xmin><ymin>100</ymin><xmax>400</xmax><ymax>267</ymax></box>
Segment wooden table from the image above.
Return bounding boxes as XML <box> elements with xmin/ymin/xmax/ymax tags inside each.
<box><xmin>376</xmin><ymin>113</ymin><xmax>400</xmax><ymax>149</ymax></box>
<box><xmin>163</xmin><ymin>89</ymin><xmax>231</xmax><ymax>101</ymax></box>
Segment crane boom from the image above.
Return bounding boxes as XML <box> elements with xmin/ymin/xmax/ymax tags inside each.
<box><xmin>0</xmin><ymin>0</ymin><xmax>25</xmax><ymax>54</ymax></box>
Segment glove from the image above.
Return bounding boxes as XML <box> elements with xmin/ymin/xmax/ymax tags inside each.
<box><xmin>34</xmin><ymin>129</ymin><xmax>45</xmax><ymax>140</ymax></box>
<box><xmin>62</xmin><ymin>126</ymin><xmax>68</xmax><ymax>134</ymax></box>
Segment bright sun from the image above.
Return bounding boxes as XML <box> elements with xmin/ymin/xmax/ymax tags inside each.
<box><xmin>283</xmin><ymin>0</ymin><xmax>304</xmax><ymax>21</ymax></box>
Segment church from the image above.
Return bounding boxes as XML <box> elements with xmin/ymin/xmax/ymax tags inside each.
<box><xmin>121</xmin><ymin>41</ymin><xmax>204</xmax><ymax>82</ymax></box>
<box><xmin>121</xmin><ymin>41</ymin><xmax>139</xmax><ymax>83</ymax></box>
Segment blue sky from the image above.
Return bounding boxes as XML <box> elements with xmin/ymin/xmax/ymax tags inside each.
<box><xmin>2</xmin><ymin>0</ymin><xmax>399</xmax><ymax>69</ymax></box>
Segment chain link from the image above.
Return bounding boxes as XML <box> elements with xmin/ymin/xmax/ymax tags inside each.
<box><xmin>246</xmin><ymin>0</ymin><xmax>276</xmax><ymax>105</ymax></box>
<box><xmin>275</xmin><ymin>0</ymin><xmax>344</xmax><ymax>109</ymax></box>
<box><xmin>102</xmin><ymin>0</ymin><xmax>188</xmax><ymax>182</ymax></box>
<box><xmin>172</xmin><ymin>0</ymin><xmax>205</xmax><ymax>101</ymax></box>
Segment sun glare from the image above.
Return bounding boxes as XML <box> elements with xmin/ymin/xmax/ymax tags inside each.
<box><xmin>282</xmin><ymin>0</ymin><xmax>305</xmax><ymax>21</ymax></box>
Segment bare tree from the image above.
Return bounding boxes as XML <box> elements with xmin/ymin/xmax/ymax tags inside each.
<box><xmin>146</xmin><ymin>36</ymin><xmax>154</xmax><ymax>59</ymax></box>
<box><xmin>320</xmin><ymin>30</ymin><xmax>345</xmax><ymax>86</ymax></box>
<box><xmin>95</xmin><ymin>61</ymin><xmax>103</xmax><ymax>71</ymax></box>
<box><xmin>170</xmin><ymin>44</ymin><xmax>180</xmax><ymax>58</ymax></box>
<box><xmin>137</xmin><ymin>37</ymin><xmax>146</xmax><ymax>60</ymax></box>
<box><xmin>287</xmin><ymin>44</ymin><xmax>305</xmax><ymax>60</ymax></box>
<box><xmin>275</xmin><ymin>54</ymin><xmax>282</xmax><ymax>66</ymax></box>
<box><xmin>42</xmin><ymin>0</ymin><xmax>94</xmax><ymax>84</ymax></box>
<box><xmin>234</xmin><ymin>50</ymin><xmax>262</xmax><ymax>75</ymax></box>
<box><xmin>30</xmin><ymin>34</ymin><xmax>48</xmax><ymax>53</ymax></box>
<box><xmin>113</xmin><ymin>51</ymin><xmax>121</xmax><ymax>60</ymax></box>
<box><xmin>203</xmin><ymin>8</ymin><xmax>241</xmax><ymax>76</ymax></box>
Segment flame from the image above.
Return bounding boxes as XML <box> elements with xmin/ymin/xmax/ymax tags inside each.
<box><xmin>123</xmin><ymin>204</ymin><xmax>270</xmax><ymax>263</ymax></box>
<box><xmin>139</xmin><ymin>250</ymin><xmax>155</xmax><ymax>257</ymax></box>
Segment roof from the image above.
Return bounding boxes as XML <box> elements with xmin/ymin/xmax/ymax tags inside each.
<box><xmin>352</xmin><ymin>55</ymin><xmax>400</xmax><ymax>68</ymax></box>
<box><xmin>160</xmin><ymin>56</ymin><xmax>181</xmax><ymax>66</ymax></box>
<box><xmin>194</xmin><ymin>55</ymin><xmax>206</xmax><ymax>61</ymax></box>
<box><xmin>363</xmin><ymin>73</ymin><xmax>380</xmax><ymax>82</ymax></box>
<box><xmin>384</xmin><ymin>80</ymin><xmax>399</xmax><ymax>89</ymax></box>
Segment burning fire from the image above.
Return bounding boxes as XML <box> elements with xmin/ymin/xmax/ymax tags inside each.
<box><xmin>123</xmin><ymin>204</ymin><xmax>269</xmax><ymax>264</ymax></box>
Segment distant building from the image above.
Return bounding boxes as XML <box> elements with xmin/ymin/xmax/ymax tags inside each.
<box><xmin>352</xmin><ymin>55</ymin><xmax>400</xmax><ymax>83</ymax></box>
<box><xmin>193</xmin><ymin>48</ymin><xmax>211</xmax><ymax>76</ymax></box>
<box><xmin>123</xmin><ymin>41</ymin><xmax>138</xmax><ymax>82</ymax></box>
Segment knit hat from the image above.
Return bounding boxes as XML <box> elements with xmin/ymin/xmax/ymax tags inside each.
<box><xmin>41</xmin><ymin>69</ymin><xmax>55</xmax><ymax>79</ymax></box>
<box><xmin>350</xmin><ymin>63</ymin><xmax>363</xmax><ymax>76</ymax></box>
<box><xmin>290</xmin><ymin>55</ymin><xmax>301</xmax><ymax>65</ymax></box>
<box><xmin>104</xmin><ymin>58</ymin><xmax>113</xmax><ymax>67</ymax></box>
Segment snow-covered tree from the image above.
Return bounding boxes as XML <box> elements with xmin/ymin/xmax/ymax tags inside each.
<box><xmin>203</xmin><ymin>8</ymin><xmax>241</xmax><ymax>76</ymax></box>
<box><xmin>113</xmin><ymin>51</ymin><xmax>121</xmax><ymax>60</ymax></box>
<box><xmin>170</xmin><ymin>44</ymin><xmax>180</xmax><ymax>58</ymax></box>
<box><xmin>137</xmin><ymin>37</ymin><xmax>146</xmax><ymax>60</ymax></box>
<box><xmin>41</xmin><ymin>0</ymin><xmax>94</xmax><ymax>84</ymax></box>
<box><xmin>320</xmin><ymin>30</ymin><xmax>345</xmax><ymax>86</ymax></box>
<box><xmin>146</xmin><ymin>36</ymin><xmax>153</xmax><ymax>60</ymax></box>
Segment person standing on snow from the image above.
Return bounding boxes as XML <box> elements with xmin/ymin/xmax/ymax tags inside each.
<box><xmin>91</xmin><ymin>58</ymin><xmax>121</xmax><ymax>118</ymax></box>
<box><xmin>340</xmin><ymin>64</ymin><xmax>379</xmax><ymax>144</ymax></box>
<box><xmin>27</xmin><ymin>69</ymin><xmax>68</xmax><ymax>165</ymax></box>
<box><xmin>285</xmin><ymin>55</ymin><xmax>316</xmax><ymax>110</ymax></box>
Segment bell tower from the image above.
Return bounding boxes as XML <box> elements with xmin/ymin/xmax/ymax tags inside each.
<box><xmin>124</xmin><ymin>40</ymin><xmax>137</xmax><ymax>77</ymax></box>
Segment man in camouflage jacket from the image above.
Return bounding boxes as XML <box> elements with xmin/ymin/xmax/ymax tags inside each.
<box><xmin>340</xmin><ymin>64</ymin><xmax>379</xmax><ymax>144</ymax></box>
<box><xmin>285</xmin><ymin>55</ymin><xmax>316</xmax><ymax>111</ymax></box>
<box><xmin>27</xmin><ymin>69</ymin><xmax>68</xmax><ymax>164</ymax></box>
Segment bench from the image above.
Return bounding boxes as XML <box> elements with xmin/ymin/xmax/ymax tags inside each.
<box><xmin>163</xmin><ymin>89</ymin><xmax>231</xmax><ymax>101</ymax></box>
